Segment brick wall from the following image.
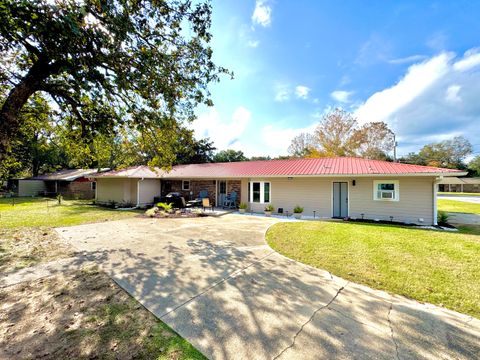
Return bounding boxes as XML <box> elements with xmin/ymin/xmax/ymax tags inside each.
<box><xmin>160</xmin><ymin>179</ymin><xmax>241</xmax><ymax>207</ymax></box>
<box><xmin>57</xmin><ymin>179</ymin><xmax>95</xmax><ymax>199</ymax></box>
<box><xmin>191</xmin><ymin>180</ymin><xmax>217</xmax><ymax>205</ymax></box>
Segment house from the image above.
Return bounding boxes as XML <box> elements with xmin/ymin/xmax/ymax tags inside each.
<box><xmin>11</xmin><ymin>169</ymin><xmax>107</xmax><ymax>199</ymax></box>
<box><xmin>94</xmin><ymin>157</ymin><xmax>465</xmax><ymax>225</ymax></box>
<box><xmin>437</xmin><ymin>177</ymin><xmax>480</xmax><ymax>193</ymax></box>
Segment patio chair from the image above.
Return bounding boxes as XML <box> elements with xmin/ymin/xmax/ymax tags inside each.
<box><xmin>202</xmin><ymin>197</ymin><xmax>213</xmax><ymax>212</ymax></box>
<box><xmin>187</xmin><ymin>190</ymin><xmax>209</xmax><ymax>208</ymax></box>
<box><xmin>223</xmin><ymin>191</ymin><xmax>237</xmax><ymax>209</ymax></box>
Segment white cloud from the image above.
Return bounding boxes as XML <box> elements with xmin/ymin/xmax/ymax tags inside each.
<box><xmin>260</xmin><ymin>122</ymin><xmax>318</xmax><ymax>157</ymax></box>
<box><xmin>445</xmin><ymin>85</ymin><xmax>461</xmax><ymax>102</ymax></box>
<box><xmin>252</xmin><ymin>0</ymin><xmax>272</xmax><ymax>27</ymax></box>
<box><xmin>453</xmin><ymin>49</ymin><xmax>480</xmax><ymax>71</ymax></box>
<box><xmin>247</xmin><ymin>40</ymin><xmax>260</xmax><ymax>48</ymax></box>
<box><xmin>295</xmin><ymin>85</ymin><xmax>310</xmax><ymax>99</ymax></box>
<box><xmin>355</xmin><ymin>52</ymin><xmax>453</xmax><ymax>124</ymax></box>
<box><xmin>354</xmin><ymin>49</ymin><xmax>480</xmax><ymax>156</ymax></box>
<box><xmin>192</xmin><ymin>106</ymin><xmax>251</xmax><ymax>150</ymax></box>
<box><xmin>388</xmin><ymin>55</ymin><xmax>427</xmax><ymax>64</ymax></box>
<box><xmin>331</xmin><ymin>90</ymin><xmax>353</xmax><ymax>103</ymax></box>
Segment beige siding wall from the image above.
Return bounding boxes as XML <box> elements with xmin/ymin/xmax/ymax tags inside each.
<box><xmin>96</xmin><ymin>178</ymin><xmax>135</xmax><ymax>205</ymax></box>
<box><xmin>245</xmin><ymin>176</ymin><xmax>435</xmax><ymax>225</ymax></box>
<box><xmin>247</xmin><ymin>177</ymin><xmax>332</xmax><ymax>216</ymax></box>
<box><xmin>138</xmin><ymin>179</ymin><xmax>161</xmax><ymax>207</ymax></box>
<box><xmin>349</xmin><ymin>177</ymin><xmax>434</xmax><ymax>225</ymax></box>
<box><xmin>18</xmin><ymin>180</ymin><xmax>46</xmax><ymax>196</ymax></box>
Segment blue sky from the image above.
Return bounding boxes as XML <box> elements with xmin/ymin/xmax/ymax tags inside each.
<box><xmin>191</xmin><ymin>0</ymin><xmax>480</xmax><ymax>159</ymax></box>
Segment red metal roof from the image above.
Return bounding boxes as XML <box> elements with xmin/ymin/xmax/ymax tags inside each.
<box><xmin>96</xmin><ymin>157</ymin><xmax>464</xmax><ymax>179</ymax></box>
<box><xmin>94</xmin><ymin>165</ymin><xmax>164</xmax><ymax>178</ymax></box>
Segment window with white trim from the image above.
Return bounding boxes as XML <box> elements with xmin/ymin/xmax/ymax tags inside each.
<box><xmin>182</xmin><ymin>180</ymin><xmax>190</xmax><ymax>191</ymax></box>
<box><xmin>373</xmin><ymin>180</ymin><xmax>399</xmax><ymax>201</ymax></box>
<box><xmin>249</xmin><ymin>181</ymin><xmax>271</xmax><ymax>203</ymax></box>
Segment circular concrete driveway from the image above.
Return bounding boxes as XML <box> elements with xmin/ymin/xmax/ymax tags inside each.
<box><xmin>57</xmin><ymin>215</ymin><xmax>480</xmax><ymax>360</ymax></box>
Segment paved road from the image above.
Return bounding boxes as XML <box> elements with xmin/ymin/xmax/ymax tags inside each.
<box><xmin>57</xmin><ymin>216</ymin><xmax>480</xmax><ymax>360</ymax></box>
<box><xmin>439</xmin><ymin>195</ymin><xmax>480</xmax><ymax>204</ymax></box>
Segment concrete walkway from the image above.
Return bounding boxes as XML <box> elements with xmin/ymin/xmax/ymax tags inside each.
<box><xmin>57</xmin><ymin>216</ymin><xmax>480</xmax><ymax>360</ymax></box>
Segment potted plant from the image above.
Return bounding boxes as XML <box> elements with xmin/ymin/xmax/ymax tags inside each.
<box><xmin>264</xmin><ymin>204</ymin><xmax>274</xmax><ymax>217</ymax></box>
<box><xmin>239</xmin><ymin>202</ymin><xmax>248</xmax><ymax>214</ymax></box>
<box><xmin>293</xmin><ymin>205</ymin><xmax>304</xmax><ymax>219</ymax></box>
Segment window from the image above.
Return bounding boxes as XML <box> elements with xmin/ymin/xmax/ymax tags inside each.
<box><xmin>249</xmin><ymin>181</ymin><xmax>271</xmax><ymax>203</ymax></box>
<box><xmin>373</xmin><ymin>180</ymin><xmax>399</xmax><ymax>201</ymax></box>
<box><xmin>182</xmin><ymin>180</ymin><xmax>190</xmax><ymax>191</ymax></box>
<box><xmin>252</xmin><ymin>182</ymin><xmax>260</xmax><ymax>202</ymax></box>
<box><xmin>91</xmin><ymin>182</ymin><xmax>96</xmax><ymax>190</ymax></box>
<box><xmin>264</xmin><ymin>182</ymin><xmax>270</xmax><ymax>203</ymax></box>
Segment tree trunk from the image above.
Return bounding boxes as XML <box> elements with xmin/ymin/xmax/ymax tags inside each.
<box><xmin>0</xmin><ymin>57</ymin><xmax>52</xmax><ymax>161</ymax></box>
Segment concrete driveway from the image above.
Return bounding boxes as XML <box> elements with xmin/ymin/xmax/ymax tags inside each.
<box><xmin>57</xmin><ymin>215</ymin><xmax>480</xmax><ymax>360</ymax></box>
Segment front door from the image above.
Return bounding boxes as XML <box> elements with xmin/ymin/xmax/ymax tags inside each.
<box><xmin>333</xmin><ymin>182</ymin><xmax>348</xmax><ymax>218</ymax></box>
<box><xmin>218</xmin><ymin>181</ymin><xmax>227</xmax><ymax>207</ymax></box>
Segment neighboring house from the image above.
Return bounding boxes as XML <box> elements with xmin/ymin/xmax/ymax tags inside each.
<box><xmin>12</xmin><ymin>169</ymin><xmax>107</xmax><ymax>199</ymax></box>
<box><xmin>94</xmin><ymin>157</ymin><xmax>464</xmax><ymax>225</ymax></box>
<box><xmin>438</xmin><ymin>177</ymin><xmax>480</xmax><ymax>193</ymax></box>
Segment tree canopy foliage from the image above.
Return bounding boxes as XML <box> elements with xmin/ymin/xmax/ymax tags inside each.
<box><xmin>212</xmin><ymin>149</ymin><xmax>247</xmax><ymax>163</ymax></box>
<box><xmin>0</xmin><ymin>0</ymin><xmax>229</xmax><ymax>176</ymax></box>
<box><xmin>399</xmin><ymin>136</ymin><xmax>473</xmax><ymax>169</ymax></box>
<box><xmin>288</xmin><ymin>108</ymin><xmax>395</xmax><ymax>160</ymax></box>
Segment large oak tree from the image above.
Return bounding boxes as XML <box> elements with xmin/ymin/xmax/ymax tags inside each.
<box><xmin>0</xmin><ymin>0</ymin><xmax>229</xmax><ymax>164</ymax></box>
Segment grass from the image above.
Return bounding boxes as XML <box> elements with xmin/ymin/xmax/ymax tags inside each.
<box><xmin>0</xmin><ymin>197</ymin><xmax>140</xmax><ymax>228</ymax></box>
<box><xmin>437</xmin><ymin>199</ymin><xmax>480</xmax><ymax>214</ymax></box>
<box><xmin>266</xmin><ymin>221</ymin><xmax>480</xmax><ymax>318</ymax></box>
<box><xmin>438</xmin><ymin>192</ymin><xmax>480</xmax><ymax>196</ymax></box>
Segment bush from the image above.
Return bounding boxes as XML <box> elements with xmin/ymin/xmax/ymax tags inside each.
<box><xmin>145</xmin><ymin>208</ymin><xmax>157</xmax><ymax>218</ymax></box>
<box><xmin>157</xmin><ymin>202</ymin><xmax>173</xmax><ymax>212</ymax></box>
<box><xmin>239</xmin><ymin>202</ymin><xmax>248</xmax><ymax>209</ymax></box>
<box><xmin>264</xmin><ymin>204</ymin><xmax>274</xmax><ymax>212</ymax></box>
<box><xmin>438</xmin><ymin>210</ymin><xmax>449</xmax><ymax>224</ymax></box>
<box><xmin>293</xmin><ymin>205</ymin><xmax>304</xmax><ymax>214</ymax></box>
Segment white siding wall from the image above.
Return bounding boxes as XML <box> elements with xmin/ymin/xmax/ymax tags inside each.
<box><xmin>245</xmin><ymin>176</ymin><xmax>435</xmax><ymax>225</ymax></box>
<box><xmin>18</xmin><ymin>180</ymin><xmax>47</xmax><ymax>197</ymax></box>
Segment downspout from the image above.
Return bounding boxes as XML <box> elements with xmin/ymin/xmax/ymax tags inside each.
<box><xmin>137</xmin><ymin>177</ymin><xmax>145</xmax><ymax>208</ymax></box>
<box><xmin>433</xmin><ymin>177</ymin><xmax>442</xmax><ymax>225</ymax></box>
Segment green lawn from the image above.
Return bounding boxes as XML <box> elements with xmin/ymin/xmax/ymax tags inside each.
<box><xmin>267</xmin><ymin>221</ymin><xmax>480</xmax><ymax>318</ymax></box>
<box><xmin>0</xmin><ymin>197</ymin><xmax>140</xmax><ymax>228</ymax></box>
<box><xmin>438</xmin><ymin>199</ymin><xmax>480</xmax><ymax>214</ymax></box>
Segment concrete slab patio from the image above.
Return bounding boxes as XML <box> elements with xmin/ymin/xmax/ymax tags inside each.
<box><xmin>57</xmin><ymin>215</ymin><xmax>480</xmax><ymax>360</ymax></box>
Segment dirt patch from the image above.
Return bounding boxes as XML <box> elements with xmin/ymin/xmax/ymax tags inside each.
<box><xmin>0</xmin><ymin>227</ymin><xmax>74</xmax><ymax>273</ymax></box>
<box><xmin>0</xmin><ymin>266</ymin><xmax>206</xmax><ymax>360</ymax></box>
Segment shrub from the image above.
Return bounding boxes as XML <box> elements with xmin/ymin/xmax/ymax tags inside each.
<box><xmin>438</xmin><ymin>210</ymin><xmax>449</xmax><ymax>224</ymax></box>
<box><xmin>264</xmin><ymin>204</ymin><xmax>274</xmax><ymax>212</ymax></box>
<box><xmin>157</xmin><ymin>202</ymin><xmax>173</xmax><ymax>212</ymax></box>
<box><xmin>293</xmin><ymin>205</ymin><xmax>304</xmax><ymax>213</ymax></box>
<box><xmin>145</xmin><ymin>208</ymin><xmax>156</xmax><ymax>218</ymax></box>
<box><xmin>239</xmin><ymin>202</ymin><xmax>248</xmax><ymax>209</ymax></box>
<box><xmin>56</xmin><ymin>194</ymin><xmax>63</xmax><ymax>205</ymax></box>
